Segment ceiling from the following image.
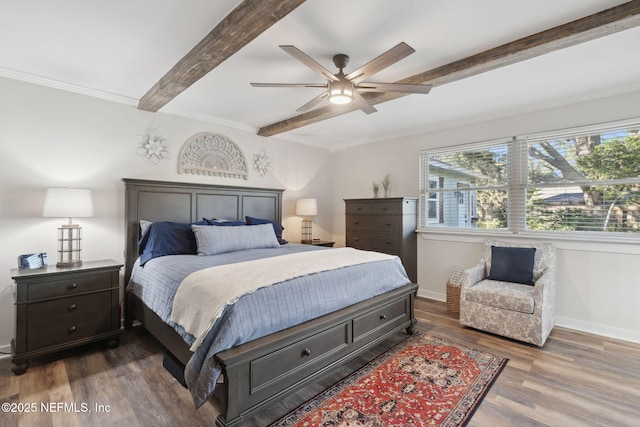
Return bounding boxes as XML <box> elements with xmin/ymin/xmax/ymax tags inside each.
<box><xmin>2</xmin><ymin>0</ymin><xmax>640</xmax><ymax>151</ymax></box>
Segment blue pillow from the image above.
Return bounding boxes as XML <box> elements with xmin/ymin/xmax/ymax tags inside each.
<box><xmin>488</xmin><ymin>246</ymin><xmax>536</xmax><ymax>285</ymax></box>
<box><xmin>138</xmin><ymin>220</ymin><xmax>208</xmax><ymax>266</ymax></box>
<box><xmin>245</xmin><ymin>216</ymin><xmax>287</xmax><ymax>244</ymax></box>
<box><xmin>205</xmin><ymin>219</ymin><xmax>247</xmax><ymax>226</ymax></box>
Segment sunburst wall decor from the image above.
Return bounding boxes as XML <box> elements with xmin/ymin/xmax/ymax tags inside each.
<box><xmin>137</xmin><ymin>134</ymin><xmax>172</xmax><ymax>165</ymax></box>
<box><xmin>253</xmin><ymin>149</ymin><xmax>273</xmax><ymax>177</ymax></box>
<box><xmin>178</xmin><ymin>133</ymin><xmax>248</xmax><ymax>179</ymax></box>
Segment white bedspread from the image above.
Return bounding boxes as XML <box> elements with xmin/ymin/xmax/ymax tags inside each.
<box><xmin>171</xmin><ymin>247</ymin><xmax>395</xmax><ymax>350</ymax></box>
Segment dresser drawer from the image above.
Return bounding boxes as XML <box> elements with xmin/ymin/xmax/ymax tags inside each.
<box><xmin>346</xmin><ymin>232</ymin><xmax>402</xmax><ymax>252</ymax></box>
<box><xmin>353</xmin><ymin>297</ymin><xmax>410</xmax><ymax>342</ymax></box>
<box><xmin>27</xmin><ymin>312</ymin><xmax>112</xmax><ymax>352</ymax></box>
<box><xmin>250</xmin><ymin>322</ymin><xmax>349</xmax><ymax>394</ymax></box>
<box><xmin>346</xmin><ymin>214</ymin><xmax>402</xmax><ymax>232</ymax></box>
<box><xmin>27</xmin><ymin>272</ymin><xmax>113</xmax><ymax>300</ymax></box>
<box><xmin>345</xmin><ymin>201</ymin><xmax>403</xmax><ymax>215</ymax></box>
<box><xmin>26</xmin><ymin>292</ymin><xmax>112</xmax><ymax>326</ymax></box>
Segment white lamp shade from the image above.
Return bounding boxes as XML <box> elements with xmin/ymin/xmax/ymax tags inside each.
<box><xmin>295</xmin><ymin>198</ymin><xmax>318</xmax><ymax>216</ymax></box>
<box><xmin>43</xmin><ymin>188</ymin><xmax>94</xmax><ymax>218</ymax></box>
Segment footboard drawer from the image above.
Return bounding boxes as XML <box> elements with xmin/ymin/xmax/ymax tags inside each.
<box><xmin>250</xmin><ymin>322</ymin><xmax>349</xmax><ymax>394</ymax></box>
<box><xmin>353</xmin><ymin>296</ymin><xmax>411</xmax><ymax>342</ymax></box>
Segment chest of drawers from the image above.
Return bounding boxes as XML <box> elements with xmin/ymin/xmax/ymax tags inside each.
<box><xmin>345</xmin><ymin>198</ymin><xmax>417</xmax><ymax>282</ymax></box>
<box><xmin>11</xmin><ymin>260</ymin><xmax>122</xmax><ymax>374</ymax></box>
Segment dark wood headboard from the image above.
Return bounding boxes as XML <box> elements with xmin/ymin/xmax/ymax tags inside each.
<box><xmin>122</xmin><ymin>178</ymin><xmax>284</xmax><ymax>284</ymax></box>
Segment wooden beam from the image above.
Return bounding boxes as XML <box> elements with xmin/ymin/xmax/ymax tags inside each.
<box><xmin>138</xmin><ymin>0</ymin><xmax>306</xmax><ymax>112</ymax></box>
<box><xmin>258</xmin><ymin>0</ymin><xmax>640</xmax><ymax>137</ymax></box>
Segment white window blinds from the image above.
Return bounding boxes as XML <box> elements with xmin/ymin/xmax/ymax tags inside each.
<box><xmin>419</xmin><ymin>119</ymin><xmax>640</xmax><ymax>237</ymax></box>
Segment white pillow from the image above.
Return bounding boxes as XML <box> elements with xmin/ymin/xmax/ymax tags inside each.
<box><xmin>191</xmin><ymin>223</ymin><xmax>280</xmax><ymax>255</ymax></box>
<box><xmin>140</xmin><ymin>219</ymin><xmax>153</xmax><ymax>236</ymax></box>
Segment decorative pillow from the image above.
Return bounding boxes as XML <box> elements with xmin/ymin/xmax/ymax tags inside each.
<box><xmin>245</xmin><ymin>216</ymin><xmax>287</xmax><ymax>244</ymax></box>
<box><xmin>192</xmin><ymin>223</ymin><xmax>280</xmax><ymax>255</ymax></box>
<box><xmin>488</xmin><ymin>246</ymin><xmax>537</xmax><ymax>285</ymax></box>
<box><xmin>138</xmin><ymin>220</ymin><xmax>208</xmax><ymax>266</ymax></box>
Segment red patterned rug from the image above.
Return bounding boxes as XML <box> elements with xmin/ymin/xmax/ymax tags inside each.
<box><xmin>269</xmin><ymin>332</ymin><xmax>507</xmax><ymax>426</ymax></box>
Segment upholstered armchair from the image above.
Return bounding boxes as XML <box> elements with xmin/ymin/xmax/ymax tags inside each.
<box><xmin>459</xmin><ymin>240</ymin><xmax>557</xmax><ymax>346</ymax></box>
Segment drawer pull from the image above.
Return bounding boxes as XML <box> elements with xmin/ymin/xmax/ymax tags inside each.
<box><xmin>382</xmin><ymin>206</ymin><xmax>388</xmax><ymax>210</ymax></box>
<box><xmin>302</xmin><ymin>348</ymin><xmax>311</xmax><ymax>357</ymax></box>
<box><xmin>380</xmin><ymin>314</ymin><xmax>387</xmax><ymax>320</ymax></box>
<box><xmin>69</xmin><ymin>283</ymin><xmax>78</xmax><ymax>290</ymax></box>
<box><xmin>353</xmin><ymin>237</ymin><xmax>359</xmax><ymax>242</ymax></box>
<box><xmin>386</xmin><ymin>222</ymin><xmax>391</xmax><ymax>226</ymax></box>
<box><xmin>354</xmin><ymin>220</ymin><xmax>360</xmax><ymax>224</ymax></box>
<box><xmin>68</xmin><ymin>303</ymin><xmax>77</xmax><ymax>311</ymax></box>
<box><xmin>69</xmin><ymin>326</ymin><xmax>77</xmax><ymax>333</ymax></box>
<box><xmin>386</xmin><ymin>240</ymin><xmax>391</xmax><ymax>244</ymax></box>
<box><xmin>356</xmin><ymin>207</ymin><xmax>362</xmax><ymax>211</ymax></box>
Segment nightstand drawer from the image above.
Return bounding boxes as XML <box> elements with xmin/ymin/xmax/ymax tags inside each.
<box><xmin>27</xmin><ymin>273</ymin><xmax>112</xmax><ymax>300</ymax></box>
<box><xmin>27</xmin><ymin>313</ymin><xmax>112</xmax><ymax>352</ymax></box>
<box><xmin>27</xmin><ymin>292</ymin><xmax>112</xmax><ymax>326</ymax></box>
<box><xmin>346</xmin><ymin>215</ymin><xmax>402</xmax><ymax>232</ymax></box>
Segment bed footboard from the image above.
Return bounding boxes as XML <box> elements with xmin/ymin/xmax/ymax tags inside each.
<box><xmin>213</xmin><ymin>283</ymin><xmax>418</xmax><ymax>426</ymax></box>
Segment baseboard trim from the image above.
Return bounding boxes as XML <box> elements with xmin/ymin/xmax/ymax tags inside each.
<box><xmin>0</xmin><ymin>343</ymin><xmax>11</xmax><ymax>360</ymax></box>
<box><xmin>556</xmin><ymin>316</ymin><xmax>640</xmax><ymax>345</ymax></box>
<box><xmin>417</xmin><ymin>291</ymin><xmax>640</xmax><ymax>345</ymax></box>
<box><xmin>417</xmin><ymin>289</ymin><xmax>445</xmax><ymax>302</ymax></box>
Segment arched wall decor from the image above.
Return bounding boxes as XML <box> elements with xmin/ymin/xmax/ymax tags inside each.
<box><xmin>178</xmin><ymin>132</ymin><xmax>248</xmax><ymax>179</ymax></box>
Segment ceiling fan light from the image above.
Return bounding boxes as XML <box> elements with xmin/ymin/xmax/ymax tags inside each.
<box><xmin>328</xmin><ymin>81</ymin><xmax>354</xmax><ymax>105</ymax></box>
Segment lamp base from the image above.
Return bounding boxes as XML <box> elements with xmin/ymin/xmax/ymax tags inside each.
<box><xmin>301</xmin><ymin>218</ymin><xmax>313</xmax><ymax>244</ymax></box>
<box><xmin>57</xmin><ymin>224</ymin><xmax>83</xmax><ymax>269</ymax></box>
<box><xmin>56</xmin><ymin>260</ymin><xmax>83</xmax><ymax>268</ymax></box>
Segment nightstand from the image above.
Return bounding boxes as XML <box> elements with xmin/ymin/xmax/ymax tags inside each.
<box><xmin>304</xmin><ymin>240</ymin><xmax>335</xmax><ymax>247</ymax></box>
<box><xmin>10</xmin><ymin>260</ymin><xmax>122</xmax><ymax>375</ymax></box>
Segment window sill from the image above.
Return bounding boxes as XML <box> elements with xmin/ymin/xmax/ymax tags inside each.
<box><xmin>416</xmin><ymin>228</ymin><xmax>640</xmax><ymax>254</ymax></box>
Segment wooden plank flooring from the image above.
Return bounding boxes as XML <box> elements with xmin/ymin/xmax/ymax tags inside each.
<box><xmin>1</xmin><ymin>297</ymin><xmax>639</xmax><ymax>427</ymax></box>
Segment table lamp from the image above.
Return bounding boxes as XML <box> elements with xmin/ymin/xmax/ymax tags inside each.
<box><xmin>42</xmin><ymin>188</ymin><xmax>94</xmax><ymax>267</ymax></box>
<box><xmin>295</xmin><ymin>198</ymin><xmax>317</xmax><ymax>243</ymax></box>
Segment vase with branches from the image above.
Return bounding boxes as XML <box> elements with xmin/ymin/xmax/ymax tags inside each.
<box><xmin>382</xmin><ymin>174</ymin><xmax>391</xmax><ymax>197</ymax></box>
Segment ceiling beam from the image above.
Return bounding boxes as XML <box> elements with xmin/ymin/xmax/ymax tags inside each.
<box><xmin>258</xmin><ymin>0</ymin><xmax>640</xmax><ymax>137</ymax></box>
<box><xmin>138</xmin><ymin>0</ymin><xmax>306</xmax><ymax>112</ymax></box>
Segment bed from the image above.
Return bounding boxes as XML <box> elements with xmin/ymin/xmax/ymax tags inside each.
<box><xmin>122</xmin><ymin>178</ymin><xmax>418</xmax><ymax>426</ymax></box>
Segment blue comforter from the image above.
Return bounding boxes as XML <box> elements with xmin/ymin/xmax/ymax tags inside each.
<box><xmin>127</xmin><ymin>244</ymin><xmax>410</xmax><ymax>407</ymax></box>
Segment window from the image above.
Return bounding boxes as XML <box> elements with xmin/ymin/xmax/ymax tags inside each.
<box><xmin>419</xmin><ymin>120</ymin><xmax>640</xmax><ymax>237</ymax></box>
<box><xmin>419</xmin><ymin>138</ymin><xmax>512</xmax><ymax>230</ymax></box>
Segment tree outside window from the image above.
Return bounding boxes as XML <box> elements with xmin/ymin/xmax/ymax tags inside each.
<box><xmin>419</xmin><ymin>120</ymin><xmax>640</xmax><ymax>236</ymax></box>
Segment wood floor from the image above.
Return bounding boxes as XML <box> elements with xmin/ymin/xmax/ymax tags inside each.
<box><xmin>2</xmin><ymin>297</ymin><xmax>639</xmax><ymax>427</ymax></box>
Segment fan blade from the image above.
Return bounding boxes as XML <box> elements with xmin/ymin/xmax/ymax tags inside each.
<box><xmin>251</xmin><ymin>83</ymin><xmax>327</xmax><ymax>88</ymax></box>
<box><xmin>297</xmin><ymin>91</ymin><xmax>328</xmax><ymax>112</ymax></box>
<box><xmin>352</xmin><ymin>91</ymin><xmax>377</xmax><ymax>114</ymax></box>
<box><xmin>356</xmin><ymin>82</ymin><xmax>432</xmax><ymax>94</ymax></box>
<box><xmin>346</xmin><ymin>42</ymin><xmax>415</xmax><ymax>84</ymax></box>
<box><xmin>280</xmin><ymin>45</ymin><xmax>339</xmax><ymax>82</ymax></box>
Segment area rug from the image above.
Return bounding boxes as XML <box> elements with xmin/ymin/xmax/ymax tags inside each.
<box><xmin>269</xmin><ymin>332</ymin><xmax>507</xmax><ymax>427</ymax></box>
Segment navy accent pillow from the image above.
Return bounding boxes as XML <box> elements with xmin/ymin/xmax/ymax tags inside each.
<box><xmin>205</xmin><ymin>219</ymin><xmax>247</xmax><ymax>226</ymax></box>
<box><xmin>138</xmin><ymin>220</ymin><xmax>208</xmax><ymax>266</ymax></box>
<box><xmin>488</xmin><ymin>246</ymin><xmax>536</xmax><ymax>285</ymax></box>
<box><xmin>245</xmin><ymin>216</ymin><xmax>287</xmax><ymax>244</ymax></box>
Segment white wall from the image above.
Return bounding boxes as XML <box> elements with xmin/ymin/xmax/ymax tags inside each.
<box><xmin>332</xmin><ymin>89</ymin><xmax>640</xmax><ymax>344</ymax></box>
<box><xmin>2</xmin><ymin>76</ymin><xmax>639</xmax><ymax>356</ymax></box>
<box><xmin>0</xmin><ymin>77</ymin><xmax>335</xmax><ymax>353</ymax></box>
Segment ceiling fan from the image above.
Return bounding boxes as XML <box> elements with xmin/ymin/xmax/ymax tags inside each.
<box><xmin>251</xmin><ymin>42</ymin><xmax>432</xmax><ymax>114</ymax></box>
